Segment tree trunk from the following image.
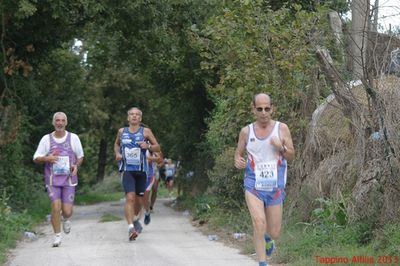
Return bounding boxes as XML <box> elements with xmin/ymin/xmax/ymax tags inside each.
<box><xmin>350</xmin><ymin>0</ymin><xmax>370</xmax><ymax>79</ymax></box>
<box><xmin>96</xmin><ymin>138</ymin><xmax>107</xmax><ymax>183</ymax></box>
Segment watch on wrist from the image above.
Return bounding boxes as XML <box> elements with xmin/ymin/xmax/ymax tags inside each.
<box><xmin>280</xmin><ymin>145</ymin><xmax>287</xmax><ymax>154</ymax></box>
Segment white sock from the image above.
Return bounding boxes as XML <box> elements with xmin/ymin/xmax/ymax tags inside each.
<box><xmin>128</xmin><ymin>223</ymin><xmax>134</xmax><ymax>229</ymax></box>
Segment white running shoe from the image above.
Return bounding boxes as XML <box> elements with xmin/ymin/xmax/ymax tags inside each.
<box><xmin>52</xmin><ymin>235</ymin><xmax>62</xmax><ymax>247</ymax></box>
<box><xmin>62</xmin><ymin>220</ymin><xmax>71</xmax><ymax>234</ymax></box>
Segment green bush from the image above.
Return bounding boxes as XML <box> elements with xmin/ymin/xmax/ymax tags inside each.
<box><xmin>208</xmin><ymin>147</ymin><xmax>245</xmax><ymax>209</ymax></box>
<box><xmin>0</xmin><ymin>190</ymin><xmax>48</xmax><ymax>264</ymax></box>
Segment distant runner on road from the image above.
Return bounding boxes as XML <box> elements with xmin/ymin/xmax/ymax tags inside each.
<box><xmin>150</xmin><ymin>151</ymin><xmax>164</xmax><ymax>212</ymax></box>
<box><xmin>163</xmin><ymin>158</ymin><xmax>176</xmax><ymax>195</ymax></box>
<box><xmin>142</xmin><ymin>149</ymin><xmax>161</xmax><ymax>225</ymax></box>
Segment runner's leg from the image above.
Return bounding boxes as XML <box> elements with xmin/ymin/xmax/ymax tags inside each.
<box><xmin>245</xmin><ymin>190</ymin><xmax>267</xmax><ymax>263</ymax></box>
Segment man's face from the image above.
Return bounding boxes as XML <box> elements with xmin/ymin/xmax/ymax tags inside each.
<box><xmin>53</xmin><ymin>114</ymin><xmax>67</xmax><ymax>132</ymax></box>
<box><xmin>253</xmin><ymin>95</ymin><xmax>273</xmax><ymax>122</ymax></box>
<box><xmin>127</xmin><ymin>109</ymin><xmax>142</xmax><ymax>124</ymax></box>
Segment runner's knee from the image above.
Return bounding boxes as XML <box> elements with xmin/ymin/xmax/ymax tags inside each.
<box><xmin>252</xmin><ymin>217</ymin><xmax>266</xmax><ymax>232</ymax></box>
<box><xmin>268</xmin><ymin>228</ymin><xmax>281</xmax><ymax>240</ymax></box>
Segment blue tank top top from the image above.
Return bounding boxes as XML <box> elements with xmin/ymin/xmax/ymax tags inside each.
<box><xmin>119</xmin><ymin>127</ymin><xmax>147</xmax><ymax>172</ymax></box>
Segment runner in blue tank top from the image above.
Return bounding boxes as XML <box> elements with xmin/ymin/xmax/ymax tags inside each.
<box><xmin>150</xmin><ymin>151</ymin><xmax>164</xmax><ymax>212</ymax></box>
<box><xmin>234</xmin><ymin>93</ymin><xmax>295</xmax><ymax>266</ymax></box>
<box><xmin>114</xmin><ymin>107</ymin><xmax>160</xmax><ymax>241</ymax></box>
<box><xmin>142</xmin><ymin>149</ymin><xmax>162</xmax><ymax>225</ymax></box>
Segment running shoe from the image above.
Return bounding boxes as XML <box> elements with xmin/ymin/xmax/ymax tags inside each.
<box><xmin>133</xmin><ymin>220</ymin><xmax>143</xmax><ymax>233</ymax></box>
<box><xmin>265</xmin><ymin>234</ymin><xmax>275</xmax><ymax>257</ymax></box>
<box><xmin>62</xmin><ymin>219</ymin><xmax>71</xmax><ymax>234</ymax></box>
<box><xmin>144</xmin><ymin>213</ymin><xmax>151</xmax><ymax>225</ymax></box>
<box><xmin>52</xmin><ymin>235</ymin><xmax>62</xmax><ymax>247</ymax></box>
<box><xmin>128</xmin><ymin>227</ymin><xmax>138</xmax><ymax>241</ymax></box>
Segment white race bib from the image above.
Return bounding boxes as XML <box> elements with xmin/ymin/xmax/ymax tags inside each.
<box><xmin>255</xmin><ymin>160</ymin><xmax>278</xmax><ymax>191</ymax></box>
<box><xmin>53</xmin><ymin>156</ymin><xmax>70</xmax><ymax>175</ymax></box>
<box><xmin>166</xmin><ymin>168</ymin><xmax>174</xmax><ymax>177</ymax></box>
<box><xmin>125</xmin><ymin>147</ymin><xmax>141</xmax><ymax>166</ymax></box>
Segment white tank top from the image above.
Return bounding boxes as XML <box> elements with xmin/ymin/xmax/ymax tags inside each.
<box><xmin>246</xmin><ymin>121</ymin><xmax>280</xmax><ymax>163</ymax></box>
<box><xmin>245</xmin><ymin>121</ymin><xmax>287</xmax><ymax>191</ymax></box>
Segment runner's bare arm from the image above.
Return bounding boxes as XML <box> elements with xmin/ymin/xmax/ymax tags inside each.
<box><xmin>234</xmin><ymin>126</ymin><xmax>248</xmax><ymax>169</ymax></box>
<box><xmin>33</xmin><ymin>153</ymin><xmax>58</xmax><ymax>164</ymax></box>
<box><xmin>143</xmin><ymin>128</ymin><xmax>160</xmax><ymax>152</ymax></box>
<box><xmin>71</xmin><ymin>157</ymin><xmax>84</xmax><ymax>176</ymax></box>
<box><xmin>279</xmin><ymin>123</ymin><xmax>295</xmax><ymax>161</ymax></box>
<box><xmin>114</xmin><ymin>128</ymin><xmax>123</xmax><ymax>161</ymax></box>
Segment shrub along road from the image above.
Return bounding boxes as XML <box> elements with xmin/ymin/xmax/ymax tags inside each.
<box><xmin>6</xmin><ymin>198</ymin><xmax>259</xmax><ymax>266</ymax></box>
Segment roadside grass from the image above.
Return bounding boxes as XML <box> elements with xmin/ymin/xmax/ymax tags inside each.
<box><xmin>177</xmin><ymin>193</ymin><xmax>400</xmax><ymax>265</ymax></box>
<box><xmin>0</xmin><ymin>193</ymin><xmax>49</xmax><ymax>265</ymax></box>
<box><xmin>75</xmin><ymin>175</ymin><xmax>176</xmax><ymax>205</ymax></box>
<box><xmin>75</xmin><ymin>192</ymin><xmax>124</xmax><ymax>205</ymax></box>
<box><xmin>99</xmin><ymin>213</ymin><xmax>122</xmax><ymax>223</ymax></box>
<box><xmin>176</xmin><ymin>193</ymin><xmax>255</xmax><ymax>255</ymax></box>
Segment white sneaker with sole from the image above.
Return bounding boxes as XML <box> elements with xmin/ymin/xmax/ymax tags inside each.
<box><xmin>52</xmin><ymin>235</ymin><xmax>62</xmax><ymax>247</ymax></box>
<box><xmin>63</xmin><ymin>220</ymin><xmax>71</xmax><ymax>234</ymax></box>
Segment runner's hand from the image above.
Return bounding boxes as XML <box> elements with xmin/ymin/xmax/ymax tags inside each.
<box><xmin>71</xmin><ymin>164</ymin><xmax>78</xmax><ymax>176</ymax></box>
<box><xmin>46</xmin><ymin>153</ymin><xmax>59</xmax><ymax>164</ymax></box>
<box><xmin>137</xmin><ymin>141</ymin><xmax>150</xmax><ymax>150</ymax></box>
<box><xmin>270</xmin><ymin>136</ymin><xmax>283</xmax><ymax>150</ymax></box>
<box><xmin>115</xmin><ymin>152</ymin><xmax>123</xmax><ymax>161</ymax></box>
<box><xmin>235</xmin><ymin>156</ymin><xmax>246</xmax><ymax>169</ymax></box>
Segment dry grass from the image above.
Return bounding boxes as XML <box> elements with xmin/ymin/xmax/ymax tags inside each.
<box><xmin>287</xmin><ymin>75</ymin><xmax>400</xmax><ymax>226</ymax></box>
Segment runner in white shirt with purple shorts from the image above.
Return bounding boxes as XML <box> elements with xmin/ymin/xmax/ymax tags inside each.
<box><xmin>33</xmin><ymin>112</ymin><xmax>84</xmax><ymax>247</ymax></box>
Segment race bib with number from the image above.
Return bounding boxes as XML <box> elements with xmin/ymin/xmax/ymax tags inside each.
<box><xmin>254</xmin><ymin>161</ymin><xmax>278</xmax><ymax>191</ymax></box>
<box><xmin>53</xmin><ymin>156</ymin><xmax>70</xmax><ymax>175</ymax></box>
<box><xmin>125</xmin><ymin>147</ymin><xmax>141</xmax><ymax>166</ymax></box>
<box><xmin>166</xmin><ymin>169</ymin><xmax>174</xmax><ymax>177</ymax></box>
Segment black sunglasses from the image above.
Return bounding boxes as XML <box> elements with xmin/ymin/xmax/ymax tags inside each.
<box><xmin>256</xmin><ymin>107</ymin><xmax>272</xmax><ymax>112</ymax></box>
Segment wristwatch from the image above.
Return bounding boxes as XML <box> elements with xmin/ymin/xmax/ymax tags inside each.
<box><xmin>280</xmin><ymin>145</ymin><xmax>287</xmax><ymax>154</ymax></box>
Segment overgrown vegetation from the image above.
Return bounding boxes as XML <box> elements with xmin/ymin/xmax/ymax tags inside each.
<box><xmin>0</xmin><ymin>192</ymin><xmax>49</xmax><ymax>264</ymax></box>
<box><xmin>178</xmin><ymin>194</ymin><xmax>400</xmax><ymax>265</ymax></box>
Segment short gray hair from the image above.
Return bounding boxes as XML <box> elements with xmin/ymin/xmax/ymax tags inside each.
<box><xmin>52</xmin><ymin>112</ymin><xmax>67</xmax><ymax>123</ymax></box>
<box><xmin>127</xmin><ymin>107</ymin><xmax>142</xmax><ymax>116</ymax></box>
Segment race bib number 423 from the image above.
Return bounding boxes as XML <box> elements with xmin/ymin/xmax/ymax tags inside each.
<box><xmin>254</xmin><ymin>161</ymin><xmax>278</xmax><ymax>191</ymax></box>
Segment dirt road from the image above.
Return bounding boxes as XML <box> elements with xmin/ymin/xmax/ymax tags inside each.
<box><xmin>6</xmin><ymin>198</ymin><xmax>258</xmax><ymax>266</ymax></box>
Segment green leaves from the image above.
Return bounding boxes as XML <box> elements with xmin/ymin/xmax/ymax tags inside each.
<box><xmin>16</xmin><ymin>0</ymin><xmax>38</xmax><ymax>19</ymax></box>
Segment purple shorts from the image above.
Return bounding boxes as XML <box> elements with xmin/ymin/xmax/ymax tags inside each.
<box><xmin>46</xmin><ymin>185</ymin><xmax>76</xmax><ymax>204</ymax></box>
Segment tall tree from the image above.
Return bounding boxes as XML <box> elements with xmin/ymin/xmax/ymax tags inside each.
<box><xmin>350</xmin><ymin>0</ymin><xmax>370</xmax><ymax>79</ymax></box>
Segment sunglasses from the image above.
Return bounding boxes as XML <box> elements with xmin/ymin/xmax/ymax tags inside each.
<box><xmin>256</xmin><ymin>107</ymin><xmax>272</xmax><ymax>112</ymax></box>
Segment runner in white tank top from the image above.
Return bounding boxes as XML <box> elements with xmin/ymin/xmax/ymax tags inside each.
<box><xmin>234</xmin><ymin>93</ymin><xmax>295</xmax><ymax>266</ymax></box>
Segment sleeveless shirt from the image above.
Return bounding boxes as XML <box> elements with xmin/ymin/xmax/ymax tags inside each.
<box><xmin>119</xmin><ymin>127</ymin><xmax>147</xmax><ymax>172</ymax></box>
<box><xmin>244</xmin><ymin>121</ymin><xmax>287</xmax><ymax>191</ymax></box>
<box><xmin>44</xmin><ymin>132</ymin><xmax>77</xmax><ymax>187</ymax></box>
